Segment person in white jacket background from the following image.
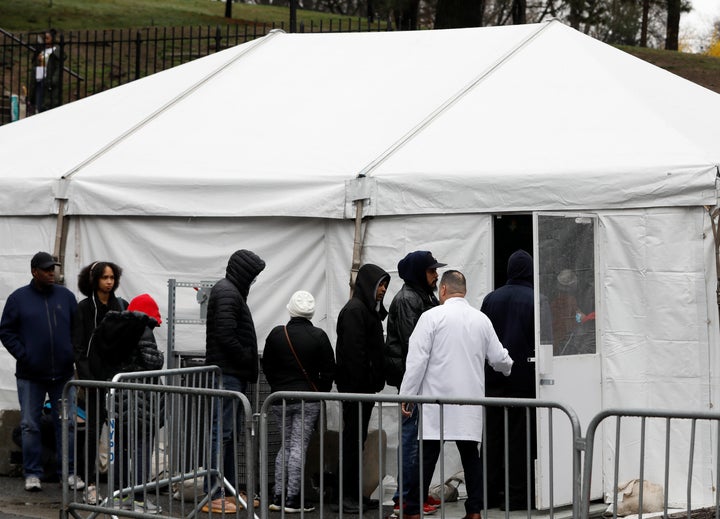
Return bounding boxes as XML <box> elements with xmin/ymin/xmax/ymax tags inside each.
<box><xmin>399</xmin><ymin>269</ymin><xmax>513</xmax><ymax>519</ymax></box>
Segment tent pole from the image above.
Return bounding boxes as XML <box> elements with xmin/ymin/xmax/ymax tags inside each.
<box><xmin>53</xmin><ymin>198</ymin><xmax>69</xmax><ymax>285</ymax></box>
<box><xmin>349</xmin><ymin>199</ymin><xmax>365</xmax><ymax>298</ymax></box>
<box><xmin>706</xmin><ymin>205</ymin><xmax>720</xmax><ymax>314</ymax></box>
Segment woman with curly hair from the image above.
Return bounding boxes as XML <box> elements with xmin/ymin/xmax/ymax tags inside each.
<box><xmin>72</xmin><ymin>261</ymin><xmax>126</xmax><ymax>505</ymax></box>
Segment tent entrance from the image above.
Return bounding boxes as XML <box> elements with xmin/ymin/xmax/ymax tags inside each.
<box><xmin>533</xmin><ymin>213</ymin><xmax>602</xmax><ymax>508</ymax></box>
<box><xmin>492</xmin><ymin>214</ymin><xmax>533</xmax><ymax>288</ymax></box>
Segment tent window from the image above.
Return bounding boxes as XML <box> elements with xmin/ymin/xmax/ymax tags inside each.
<box><xmin>537</xmin><ymin>215</ymin><xmax>596</xmax><ymax>356</ymax></box>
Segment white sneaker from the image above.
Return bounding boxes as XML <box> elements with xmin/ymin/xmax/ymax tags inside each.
<box><xmin>84</xmin><ymin>484</ymin><xmax>101</xmax><ymax>505</ymax></box>
<box><xmin>24</xmin><ymin>476</ymin><xmax>42</xmax><ymax>492</ymax></box>
<box><xmin>66</xmin><ymin>474</ymin><xmax>86</xmax><ymax>490</ymax></box>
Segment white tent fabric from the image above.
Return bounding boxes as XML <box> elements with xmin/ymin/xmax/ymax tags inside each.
<box><xmin>0</xmin><ymin>21</ymin><xmax>718</xmax><ymax>219</ymax></box>
<box><xmin>0</xmin><ymin>20</ymin><xmax>719</xmax><ymax>506</ymax></box>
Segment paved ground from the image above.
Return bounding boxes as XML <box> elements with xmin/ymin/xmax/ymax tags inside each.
<box><xmin>0</xmin><ymin>475</ymin><xmax>599</xmax><ymax>519</ymax></box>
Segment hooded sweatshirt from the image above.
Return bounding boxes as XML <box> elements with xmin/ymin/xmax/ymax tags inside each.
<box><xmin>335</xmin><ymin>263</ymin><xmax>390</xmax><ymax>393</ymax></box>
<box><xmin>384</xmin><ymin>251</ymin><xmax>440</xmax><ymax>388</ymax></box>
<box><xmin>481</xmin><ymin>249</ymin><xmax>536</xmax><ymax>396</ymax></box>
<box><xmin>205</xmin><ymin>249</ymin><xmax>266</xmax><ymax>382</ymax></box>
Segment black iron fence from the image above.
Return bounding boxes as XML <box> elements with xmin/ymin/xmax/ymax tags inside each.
<box><xmin>0</xmin><ymin>19</ymin><xmax>393</xmax><ymax>126</ymax></box>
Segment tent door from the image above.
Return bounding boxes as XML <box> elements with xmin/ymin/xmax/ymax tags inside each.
<box><xmin>532</xmin><ymin>212</ymin><xmax>602</xmax><ymax>509</ymax></box>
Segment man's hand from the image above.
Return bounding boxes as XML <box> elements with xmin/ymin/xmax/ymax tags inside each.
<box><xmin>401</xmin><ymin>402</ymin><xmax>414</xmax><ymax>417</ymax></box>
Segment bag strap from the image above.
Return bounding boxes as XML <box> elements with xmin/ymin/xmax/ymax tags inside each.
<box><xmin>284</xmin><ymin>326</ymin><xmax>318</xmax><ymax>392</ymax></box>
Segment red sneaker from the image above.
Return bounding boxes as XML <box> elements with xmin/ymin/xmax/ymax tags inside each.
<box><xmin>393</xmin><ymin>503</ymin><xmax>439</xmax><ymax>515</ymax></box>
<box><xmin>425</xmin><ymin>496</ymin><xmax>442</xmax><ymax>507</ymax></box>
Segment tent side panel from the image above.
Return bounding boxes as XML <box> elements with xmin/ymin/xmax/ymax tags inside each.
<box><xmin>599</xmin><ymin>207</ymin><xmax>716</xmax><ymax>506</ymax></box>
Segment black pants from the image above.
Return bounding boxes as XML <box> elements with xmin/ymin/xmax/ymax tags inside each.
<box><xmin>484</xmin><ymin>405</ymin><xmax>536</xmax><ymax>508</ymax></box>
<box><xmin>340</xmin><ymin>400</ymin><xmax>374</xmax><ymax>503</ymax></box>
<box><xmin>407</xmin><ymin>440</ymin><xmax>484</xmax><ymax>515</ymax></box>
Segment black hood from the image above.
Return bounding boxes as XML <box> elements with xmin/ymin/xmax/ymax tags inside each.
<box><xmin>354</xmin><ymin>263</ymin><xmax>390</xmax><ymax>319</ymax></box>
<box><xmin>397</xmin><ymin>250</ymin><xmax>444</xmax><ymax>293</ymax></box>
<box><xmin>507</xmin><ymin>249</ymin><xmax>533</xmax><ymax>284</ymax></box>
<box><xmin>226</xmin><ymin>249</ymin><xmax>266</xmax><ymax>299</ymax></box>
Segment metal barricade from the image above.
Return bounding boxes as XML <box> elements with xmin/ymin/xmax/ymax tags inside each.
<box><xmin>259</xmin><ymin>391</ymin><xmax>582</xmax><ymax>519</ymax></box>
<box><xmin>62</xmin><ymin>371</ymin><xmax>255</xmax><ymax>519</ymax></box>
<box><xmin>582</xmin><ymin>408</ymin><xmax>720</xmax><ymax>519</ymax></box>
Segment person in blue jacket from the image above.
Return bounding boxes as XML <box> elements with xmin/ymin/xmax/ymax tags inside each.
<box><xmin>0</xmin><ymin>252</ymin><xmax>84</xmax><ymax>493</ymax></box>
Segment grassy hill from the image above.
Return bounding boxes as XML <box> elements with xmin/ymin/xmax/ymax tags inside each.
<box><xmin>3</xmin><ymin>0</ymin><xmax>719</xmax><ymax>93</ymax></box>
<box><xmin>619</xmin><ymin>45</ymin><xmax>720</xmax><ymax>94</ymax></box>
<box><xmin>0</xmin><ymin>0</ymin><xmax>359</xmax><ymax>32</ymax></box>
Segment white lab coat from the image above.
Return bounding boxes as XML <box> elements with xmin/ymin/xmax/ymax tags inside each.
<box><xmin>400</xmin><ymin>297</ymin><xmax>513</xmax><ymax>441</ymax></box>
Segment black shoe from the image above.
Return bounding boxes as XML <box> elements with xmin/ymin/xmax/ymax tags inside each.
<box><xmin>363</xmin><ymin>497</ymin><xmax>379</xmax><ymax>510</ymax></box>
<box><xmin>499</xmin><ymin>501</ymin><xmax>528</xmax><ymax>511</ymax></box>
<box><xmin>284</xmin><ymin>497</ymin><xmax>315</xmax><ymax>513</ymax></box>
<box><xmin>331</xmin><ymin>499</ymin><xmax>360</xmax><ymax>514</ymax></box>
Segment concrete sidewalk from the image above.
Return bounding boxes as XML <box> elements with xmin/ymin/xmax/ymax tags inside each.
<box><xmin>0</xmin><ymin>475</ymin><xmax>600</xmax><ymax>519</ymax></box>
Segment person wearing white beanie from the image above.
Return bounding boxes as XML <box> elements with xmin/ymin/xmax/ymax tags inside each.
<box><xmin>262</xmin><ymin>290</ymin><xmax>335</xmax><ymax>513</ymax></box>
<box><xmin>286</xmin><ymin>291</ymin><xmax>315</xmax><ymax>320</ymax></box>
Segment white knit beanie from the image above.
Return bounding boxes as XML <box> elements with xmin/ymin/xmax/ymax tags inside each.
<box><xmin>287</xmin><ymin>290</ymin><xmax>315</xmax><ymax>319</ymax></box>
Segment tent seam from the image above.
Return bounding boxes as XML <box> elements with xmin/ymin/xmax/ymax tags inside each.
<box><xmin>356</xmin><ymin>20</ymin><xmax>559</xmax><ymax>179</ymax></box>
<box><xmin>61</xmin><ymin>29</ymin><xmax>285</xmax><ymax>180</ymax></box>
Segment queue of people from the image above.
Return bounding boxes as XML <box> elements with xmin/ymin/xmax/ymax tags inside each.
<box><xmin>0</xmin><ymin>246</ymin><xmax>548</xmax><ymax>515</ymax></box>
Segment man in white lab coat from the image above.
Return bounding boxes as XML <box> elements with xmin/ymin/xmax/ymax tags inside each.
<box><xmin>399</xmin><ymin>270</ymin><xmax>513</xmax><ymax>519</ymax></box>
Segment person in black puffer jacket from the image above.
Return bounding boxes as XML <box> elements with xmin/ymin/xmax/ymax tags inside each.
<box><xmin>204</xmin><ymin>249</ymin><xmax>266</xmax><ymax>512</ymax></box>
<box><xmin>262</xmin><ymin>290</ymin><xmax>335</xmax><ymax>512</ymax></box>
<box><xmin>334</xmin><ymin>263</ymin><xmax>390</xmax><ymax>513</ymax></box>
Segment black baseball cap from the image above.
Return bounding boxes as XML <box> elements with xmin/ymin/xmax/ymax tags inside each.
<box><xmin>425</xmin><ymin>253</ymin><xmax>447</xmax><ymax>270</ymax></box>
<box><xmin>31</xmin><ymin>252</ymin><xmax>60</xmax><ymax>270</ymax></box>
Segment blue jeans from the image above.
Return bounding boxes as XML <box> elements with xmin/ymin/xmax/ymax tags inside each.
<box><xmin>206</xmin><ymin>374</ymin><xmax>247</xmax><ymax>499</ymax></box>
<box><xmin>394</xmin><ymin>404</ymin><xmax>419</xmax><ymax>504</ymax></box>
<box><xmin>17</xmin><ymin>377</ymin><xmax>77</xmax><ymax>479</ymax></box>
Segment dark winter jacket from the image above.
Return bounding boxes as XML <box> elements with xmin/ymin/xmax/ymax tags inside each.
<box><xmin>205</xmin><ymin>249</ymin><xmax>266</xmax><ymax>382</ymax></box>
<box><xmin>90</xmin><ymin>310</ymin><xmax>165</xmax><ymax>426</ymax></box>
<box><xmin>0</xmin><ymin>280</ymin><xmax>77</xmax><ymax>382</ymax></box>
<box><xmin>88</xmin><ymin>310</ymin><xmax>164</xmax><ymax>382</ymax></box>
<box><xmin>262</xmin><ymin>316</ymin><xmax>336</xmax><ymax>397</ymax></box>
<box><xmin>384</xmin><ymin>252</ymin><xmax>440</xmax><ymax>388</ymax></box>
<box><xmin>481</xmin><ymin>250</ymin><xmax>536</xmax><ymax>397</ymax></box>
<box><xmin>335</xmin><ymin>264</ymin><xmax>390</xmax><ymax>394</ymax></box>
<box><xmin>72</xmin><ymin>293</ymin><xmax>127</xmax><ymax>381</ymax></box>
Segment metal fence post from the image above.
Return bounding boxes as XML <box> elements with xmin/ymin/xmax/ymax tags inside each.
<box><xmin>135</xmin><ymin>30</ymin><xmax>142</xmax><ymax>81</ymax></box>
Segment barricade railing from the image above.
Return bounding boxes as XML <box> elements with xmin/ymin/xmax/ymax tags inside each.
<box><xmin>259</xmin><ymin>391</ymin><xmax>582</xmax><ymax>519</ymax></box>
<box><xmin>581</xmin><ymin>408</ymin><xmax>720</xmax><ymax>519</ymax></box>
<box><xmin>62</xmin><ymin>372</ymin><xmax>255</xmax><ymax>519</ymax></box>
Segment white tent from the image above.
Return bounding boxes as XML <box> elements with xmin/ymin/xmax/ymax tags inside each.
<box><xmin>0</xmin><ymin>20</ymin><xmax>719</xmax><ymax>508</ymax></box>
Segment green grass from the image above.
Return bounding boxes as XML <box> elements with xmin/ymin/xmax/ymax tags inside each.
<box><xmin>0</xmin><ymin>0</ymin><xmax>363</xmax><ymax>32</ymax></box>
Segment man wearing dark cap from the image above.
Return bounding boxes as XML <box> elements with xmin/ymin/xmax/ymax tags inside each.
<box><xmin>384</xmin><ymin>251</ymin><xmax>446</xmax><ymax>515</ymax></box>
<box><xmin>0</xmin><ymin>252</ymin><xmax>84</xmax><ymax>492</ymax></box>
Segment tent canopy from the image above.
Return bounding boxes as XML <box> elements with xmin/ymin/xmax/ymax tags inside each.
<box><xmin>0</xmin><ymin>21</ymin><xmax>718</xmax><ymax>219</ymax></box>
